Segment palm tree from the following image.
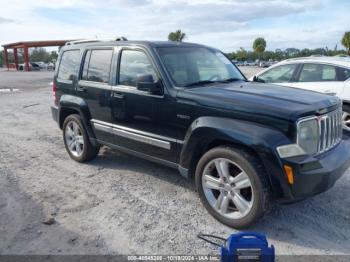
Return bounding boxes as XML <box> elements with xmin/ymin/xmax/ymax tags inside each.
<box><xmin>253</xmin><ymin>38</ymin><xmax>267</xmax><ymax>58</ymax></box>
<box><xmin>168</xmin><ymin>30</ymin><xmax>186</xmax><ymax>42</ymax></box>
<box><xmin>341</xmin><ymin>31</ymin><xmax>350</xmax><ymax>55</ymax></box>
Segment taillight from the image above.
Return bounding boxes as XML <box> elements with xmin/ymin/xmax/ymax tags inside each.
<box><xmin>52</xmin><ymin>81</ymin><xmax>58</xmax><ymax>106</ymax></box>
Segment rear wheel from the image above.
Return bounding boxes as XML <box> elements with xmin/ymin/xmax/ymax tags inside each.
<box><xmin>342</xmin><ymin>105</ymin><xmax>350</xmax><ymax>131</ymax></box>
<box><xmin>195</xmin><ymin>146</ymin><xmax>271</xmax><ymax>228</ymax></box>
<box><xmin>62</xmin><ymin>114</ymin><xmax>99</xmax><ymax>162</ymax></box>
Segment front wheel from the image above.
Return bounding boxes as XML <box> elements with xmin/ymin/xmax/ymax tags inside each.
<box><xmin>195</xmin><ymin>146</ymin><xmax>271</xmax><ymax>228</ymax></box>
<box><xmin>342</xmin><ymin>105</ymin><xmax>350</xmax><ymax>131</ymax></box>
<box><xmin>62</xmin><ymin>114</ymin><xmax>99</xmax><ymax>162</ymax></box>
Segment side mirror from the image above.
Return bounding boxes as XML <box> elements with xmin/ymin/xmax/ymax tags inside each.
<box><xmin>136</xmin><ymin>74</ymin><xmax>162</xmax><ymax>94</ymax></box>
<box><xmin>253</xmin><ymin>75</ymin><xmax>264</xmax><ymax>83</ymax></box>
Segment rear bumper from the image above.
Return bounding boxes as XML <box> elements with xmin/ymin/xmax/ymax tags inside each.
<box><xmin>279</xmin><ymin>134</ymin><xmax>350</xmax><ymax>203</ymax></box>
<box><xmin>51</xmin><ymin>105</ymin><xmax>59</xmax><ymax>124</ymax></box>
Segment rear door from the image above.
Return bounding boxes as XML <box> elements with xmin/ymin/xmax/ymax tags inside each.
<box><xmin>78</xmin><ymin>47</ymin><xmax>115</xmax><ymax>143</ymax></box>
<box><xmin>293</xmin><ymin>63</ymin><xmax>344</xmax><ymax>97</ymax></box>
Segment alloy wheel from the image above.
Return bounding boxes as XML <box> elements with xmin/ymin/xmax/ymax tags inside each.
<box><xmin>65</xmin><ymin>120</ymin><xmax>84</xmax><ymax>157</ymax></box>
<box><xmin>343</xmin><ymin>111</ymin><xmax>350</xmax><ymax>131</ymax></box>
<box><xmin>202</xmin><ymin>158</ymin><xmax>254</xmax><ymax>219</ymax></box>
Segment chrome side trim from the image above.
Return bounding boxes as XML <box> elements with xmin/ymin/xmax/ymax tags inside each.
<box><xmin>93</xmin><ymin>122</ymin><xmax>171</xmax><ymax>150</ymax></box>
<box><xmin>91</xmin><ymin>119</ymin><xmax>183</xmax><ymax>144</ymax></box>
<box><xmin>78</xmin><ymin>80</ymin><xmax>111</xmax><ymax>90</ymax></box>
<box><xmin>96</xmin><ymin>139</ymin><xmax>178</xmax><ymax>169</ymax></box>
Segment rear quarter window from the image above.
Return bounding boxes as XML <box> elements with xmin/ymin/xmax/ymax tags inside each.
<box><xmin>336</xmin><ymin>67</ymin><xmax>350</xmax><ymax>81</ymax></box>
<box><xmin>57</xmin><ymin>50</ymin><xmax>81</xmax><ymax>81</ymax></box>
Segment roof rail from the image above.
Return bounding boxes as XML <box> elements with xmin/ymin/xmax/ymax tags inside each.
<box><xmin>65</xmin><ymin>36</ymin><xmax>128</xmax><ymax>45</ymax></box>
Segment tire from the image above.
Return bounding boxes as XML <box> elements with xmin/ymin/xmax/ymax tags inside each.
<box><xmin>195</xmin><ymin>146</ymin><xmax>271</xmax><ymax>228</ymax></box>
<box><xmin>62</xmin><ymin>114</ymin><xmax>99</xmax><ymax>162</ymax></box>
<box><xmin>343</xmin><ymin>105</ymin><xmax>350</xmax><ymax>132</ymax></box>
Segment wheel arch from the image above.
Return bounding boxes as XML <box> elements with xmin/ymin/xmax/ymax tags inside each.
<box><xmin>179</xmin><ymin>116</ymin><xmax>292</xmax><ymax>198</ymax></box>
<box><xmin>58</xmin><ymin>94</ymin><xmax>98</xmax><ymax>146</ymax></box>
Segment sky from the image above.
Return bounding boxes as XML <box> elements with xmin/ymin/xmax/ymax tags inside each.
<box><xmin>0</xmin><ymin>0</ymin><xmax>349</xmax><ymax>52</ymax></box>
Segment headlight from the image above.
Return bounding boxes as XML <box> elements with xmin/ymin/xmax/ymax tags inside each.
<box><xmin>297</xmin><ymin>118</ymin><xmax>319</xmax><ymax>155</ymax></box>
<box><xmin>277</xmin><ymin>117</ymin><xmax>319</xmax><ymax>158</ymax></box>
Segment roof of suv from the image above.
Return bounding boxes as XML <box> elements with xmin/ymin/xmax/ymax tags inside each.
<box><xmin>63</xmin><ymin>40</ymin><xmax>208</xmax><ymax>49</ymax></box>
<box><xmin>279</xmin><ymin>55</ymin><xmax>350</xmax><ymax>68</ymax></box>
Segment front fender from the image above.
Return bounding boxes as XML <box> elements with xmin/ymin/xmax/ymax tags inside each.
<box><xmin>180</xmin><ymin>116</ymin><xmax>293</xmax><ymax>199</ymax></box>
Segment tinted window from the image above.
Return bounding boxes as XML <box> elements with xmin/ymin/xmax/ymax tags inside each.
<box><xmin>258</xmin><ymin>64</ymin><xmax>297</xmax><ymax>83</ymax></box>
<box><xmin>157</xmin><ymin>47</ymin><xmax>244</xmax><ymax>87</ymax></box>
<box><xmin>119</xmin><ymin>50</ymin><xmax>158</xmax><ymax>87</ymax></box>
<box><xmin>57</xmin><ymin>50</ymin><xmax>80</xmax><ymax>81</ymax></box>
<box><xmin>299</xmin><ymin>64</ymin><xmax>337</xmax><ymax>82</ymax></box>
<box><xmin>82</xmin><ymin>49</ymin><xmax>113</xmax><ymax>83</ymax></box>
<box><xmin>336</xmin><ymin>67</ymin><xmax>350</xmax><ymax>81</ymax></box>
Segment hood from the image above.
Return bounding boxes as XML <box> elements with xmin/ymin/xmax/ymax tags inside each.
<box><xmin>177</xmin><ymin>81</ymin><xmax>341</xmax><ymax>122</ymax></box>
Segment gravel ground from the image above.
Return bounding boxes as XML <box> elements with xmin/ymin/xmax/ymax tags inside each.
<box><xmin>0</xmin><ymin>69</ymin><xmax>349</xmax><ymax>258</ymax></box>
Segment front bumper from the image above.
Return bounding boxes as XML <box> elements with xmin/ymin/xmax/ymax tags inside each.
<box><xmin>278</xmin><ymin>134</ymin><xmax>350</xmax><ymax>203</ymax></box>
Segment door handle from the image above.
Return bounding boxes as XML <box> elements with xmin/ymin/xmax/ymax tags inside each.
<box><xmin>112</xmin><ymin>92</ymin><xmax>124</xmax><ymax>99</ymax></box>
<box><xmin>77</xmin><ymin>86</ymin><xmax>86</xmax><ymax>92</ymax></box>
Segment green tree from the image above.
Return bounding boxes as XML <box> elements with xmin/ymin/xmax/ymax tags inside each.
<box><xmin>49</xmin><ymin>51</ymin><xmax>58</xmax><ymax>62</ymax></box>
<box><xmin>252</xmin><ymin>38</ymin><xmax>266</xmax><ymax>57</ymax></box>
<box><xmin>168</xmin><ymin>30</ymin><xmax>186</xmax><ymax>42</ymax></box>
<box><xmin>235</xmin><ymin>47</ymin><xmax>248</xmax><ymax>61</ymax></box>
<box><xmin>341</xmin><ymin>31</ymin><xmax>350</xmax><ymax>55</ymax></box>
<box><xmin>30</xmin><ymin>47</ymin><xmax>51</xmax><ymax>62</ymax></box>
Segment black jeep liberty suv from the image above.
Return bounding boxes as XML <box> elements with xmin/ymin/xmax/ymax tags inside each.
<box><xmin>51</xmin><ymin>39</ymin><xmax>350</xmax><ymax>228</ymax></box>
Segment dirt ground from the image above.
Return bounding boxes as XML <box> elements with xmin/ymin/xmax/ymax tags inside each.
<box><xmin>0</xmin><ymin>68</ymin><xmax>349</xmax><ymax>257</ymax></box>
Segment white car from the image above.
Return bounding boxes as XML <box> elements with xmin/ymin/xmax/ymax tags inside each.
<box><xmin>250</xmin><ymin>56</ymin><xmax>350</xmax><ymax>130</ymax></box>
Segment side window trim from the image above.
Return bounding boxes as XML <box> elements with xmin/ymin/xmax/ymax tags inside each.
<box><xmin>293</xmin><ymin>63</ymin><xmax>304</xmax><ymax>82</ymax></box>
<box><xmin>80</xmin><ymin>47</ymin><xmax>114</xmax><ymax>85</ymax></box>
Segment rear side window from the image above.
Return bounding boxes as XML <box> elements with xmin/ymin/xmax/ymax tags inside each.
<box><xmin>82</xmin><ymin>49</ymin><xmax>113</xmax><ymax>83</ymax></box>
<box><xmin>299</xmin><ymin>64</ymin><xmax>337</xmax><ymax>82</ymax></box>
<box><xmin>336</xmin><ymin>67</ymin><xmax>350</xmax><ymax>81</ymax></box>
<box><xmin>57</xmin><ymin>50</ymin><xmax>80</xmax><ymax>81</ymax></box>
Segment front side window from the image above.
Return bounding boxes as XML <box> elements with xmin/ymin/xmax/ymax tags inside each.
<box><xmin>57</xmin><ymin>50</ymin><xmax>80</xmax><ymax>81</ymax></box>
<box><xmin>119</xmin><ymin>50</ymin><xmax>158</xmax><ymax>87</ymax></box>
<box><xmin>258</xmin><ymin>64</ymin><xmax>297</xmax><ymax>83</ymax></box>
<box><xmin>82</xmin><ymin>49</ymin><xmax>113</xmax><ymax>83</ymax></box>
<box><xmin>299</xmin><ymin>64</ymin><xmax>337</xmax><ymax>82</ymax></box>
<box><xmin>157</xmin><ymin>47</ymin><xmax>244</xmax><ymax>87</ymax></box>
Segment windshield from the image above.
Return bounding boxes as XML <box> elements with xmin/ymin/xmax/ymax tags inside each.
<box><xmin>157</xmin><ymin>47</ymin><xmax>245</xmax><ymax>87</ymax></box>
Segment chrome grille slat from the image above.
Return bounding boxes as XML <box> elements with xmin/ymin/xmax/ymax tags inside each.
<box><xmin>318</xmin><ymin>108</ymin><xmax>342</xmax><ymax>154</ymax></box>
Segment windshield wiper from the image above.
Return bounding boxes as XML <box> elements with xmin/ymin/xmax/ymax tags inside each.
<box><xmin>219</xmin><ymin>78</ymin><xmax>244</xmax><ymax>83</ymax></box>
<box><xmin>184</xmin><ymin>80</ymin><xmax>219</xmax><ymax>87</ymax></box>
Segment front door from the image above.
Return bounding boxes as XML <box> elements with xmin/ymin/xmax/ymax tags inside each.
<box><xmin>107</xmin><ymin>47</ymin><xmax>179</xmax><ymax>163</ymax></box>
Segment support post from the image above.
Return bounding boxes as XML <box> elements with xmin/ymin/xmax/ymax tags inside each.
<box><xmin>24</xmin><ymin>46</ymin><xmax>30</xmax><ymax>71</ymax></box>
<box><xmin>3</xmin><ymin>48</ymin><xmax>9</xmax><ymax>70</ymax></box>
<box><xmin>14</xmin><ymin>48</ymin><xmax>18</xmax><ymax>70</ymax></box>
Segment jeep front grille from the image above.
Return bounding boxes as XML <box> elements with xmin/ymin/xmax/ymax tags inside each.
<box><xmin>318</xmin><ymin>108</ymin><xmax>343</xmax><ymax>153</ymax></box>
